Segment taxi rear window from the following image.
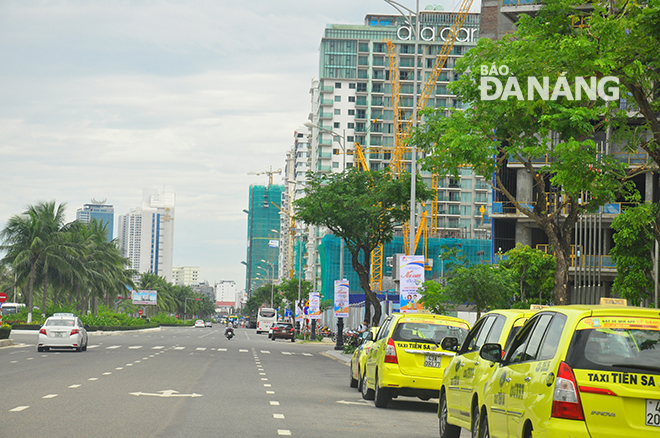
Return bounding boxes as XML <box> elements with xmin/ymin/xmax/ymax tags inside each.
<box><xmin>566</xmin><ymin>316</ymin><xmax>660</xmax><ymax>375</ymax></box>
<box><xmin>392</xmin><ymin>321</ymin><xmax>468</xmax><ymax>345</ymax></box>
<box><xmin>45</xmin><ymin>318</ymin><xmax>75</xmax><ymax>327</ymax></box>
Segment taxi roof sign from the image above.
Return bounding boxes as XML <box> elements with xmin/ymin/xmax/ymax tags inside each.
<box><xmin>530</xmin><ymin>304</ymin><xmax>548</xmax><ymax>310</ymax></box>
<box><xmin>599</xmin><ymin>297</ymin><xmax>627</xmax><ymax>306</ymax></box>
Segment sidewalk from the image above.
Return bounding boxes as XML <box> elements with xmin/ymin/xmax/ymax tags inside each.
<box><xmin>322</xmin><ymin>347</ymin><xmax>352</xmax><ymax>365</ymax></box>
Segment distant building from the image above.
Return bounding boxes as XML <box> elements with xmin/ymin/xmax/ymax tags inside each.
<box><xmin>190</xmin><ymin>281</ymin><xmax>215</xmax><ymax>303</ymax></box>
<box><xmin>76</xmin><ymin>200</ymin><xmax>114</xmax><ymax>241</ymax></box>
<box><xmin>117</xmin><ymin>188</ymin><xmax>175</xmax><ymax>282</ymax></box>
<box><xmin>215</xmin><ymin>280</ymin><xmax>238</xmax><ymax>308</ymax></box>
<box><xmin>171</xmin><ymin>266</ymin><xmax>199</xmax><ymax>286</ymax></box>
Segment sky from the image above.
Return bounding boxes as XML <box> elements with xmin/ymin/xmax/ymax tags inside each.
<box><xmin>0</xmin><ymin>0</ymin><xmax>475</xmax><ymax>291</ymax></box>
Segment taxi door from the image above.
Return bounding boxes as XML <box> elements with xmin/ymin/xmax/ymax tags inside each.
<box><xmin>504</xmin><ymin>313</ymin><xmax>566</xmax><ymax>436</ymax></box>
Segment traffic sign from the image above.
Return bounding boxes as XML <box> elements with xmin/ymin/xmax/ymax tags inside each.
<box><xmin>0</xmin><ymin>292</ymin><xmax>7</xmax><ymax>303</ymax></box>
<box><xmin>138</xmin><ymin>310</ymin><xmax>143</xmax><ymax>315</ymax></box>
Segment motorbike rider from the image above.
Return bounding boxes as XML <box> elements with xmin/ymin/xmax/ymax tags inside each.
<box><xmin>225</xmin><ymin>320</ymin><xmax>234</xmax><ymax>336</ymax></box>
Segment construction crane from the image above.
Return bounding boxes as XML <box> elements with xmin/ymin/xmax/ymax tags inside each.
<box><xmin>370</xmin><ymin>0</ymin><xmax>475</xmax><ymax>287</ymax></box>
<box><xmin>248</xmin><ymin>165</ymin><xmax>282</xmax><ymax>189</ymax></box>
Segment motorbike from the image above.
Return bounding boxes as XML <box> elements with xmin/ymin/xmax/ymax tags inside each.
<box><xmin>225</xmin><ymin>327</ymin><xmax>234</xmax><ymax>340</ymax></box>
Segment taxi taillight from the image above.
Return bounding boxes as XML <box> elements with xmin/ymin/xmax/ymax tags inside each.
<box><xmin>384</xmin><ymin>337</ymin><xmax>398</xmax><ymax>364</ymax></box>
<box><xmin>70</xmin><ymin>329</ymin><xmax>79</xmax><ymax>335</ymax></box>
<box><xmin>551</xmin><ymin>361</ymin><xmax>585</xmax><ymax>421</ymax></box>
<box><xmin>39</xmin><ymin>329</ymin><xmax>47</xmax><ymax>335</ymax></box>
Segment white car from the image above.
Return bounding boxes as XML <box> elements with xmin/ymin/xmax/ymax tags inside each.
<box><xmin>38</xmin><ymin>314</ymin><xmax>88</xmax><ymax>352</ymax></box>
<box><xmin>194</xmin><ymin>319</ymin><xmax>205</xmax><ymax>328</ymax></box>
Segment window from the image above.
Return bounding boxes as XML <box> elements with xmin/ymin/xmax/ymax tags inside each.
<box><xmin>347</xmin><ymin>123</ymin><xmax>354</xmax><ymax>129</ymax></box>
<box><xmin>334</xmin><ymin>109</ymin><xmax>340</xmax><ymax>115</ymax></box>
<box><xmin>347</xmin><ymin>135</ymin><xmax>354</xmax><ymax>141</ymax></box>
<box><xmin>349</xmin><ymin>83</ymin><xmax>356</xmax><ymax>89</ymax></box>
<box><xmin>333</xmin><ymin>162</ymin><xmax>339</xmax><ymax>168</ymax></box>
<box><xmin>335</xmin><ymin>82</ymin><xmax>341</xmax><ymax>88</ymax></box>
<box><xmin>333</xmin><ymin>148</ymin><xmax>340</xmax><ymax>155</ymax></box>
<box><xmin>348</xmin><ymin>109</ymin><xmax>355</xmax><ymax>116</ymax></box>
<box><xmin>461</xmin><ymin>316</ymin><xmax>495</xmax><ymax>354</ymax></box>
<box><xmin>508</xmin><ymin>314</ymin><xmax>553</xmax><ymax>364</ymax></box>
<box><xmin>348</xmin><ymin>96</ymin><xmax>356</xmax><ymax>103</ymax></box>
<box><xmin>538</xmin><ymin>314</ymin><xmax>566</xmax><ymax>360</ymax></box>
<box><xmin>357</xmin><ymin>83</ymin><xmax>367</xmax><ymax>92</ymax></box>
<box><xmin>334</xmin><ymin>96</ymin><xmax>341</xmax><ymax>102</ymax></box>
<box><xmin>356</xmin><ymin>109</ymin><xmax>366</xmax><ymax>119</ymax></box>
<box><xmin>333</xmin><ymin>122</ymin><xmax>340</xmax><ymax>128</ymax></box>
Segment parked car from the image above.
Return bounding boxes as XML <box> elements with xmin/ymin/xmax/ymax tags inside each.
<box><xmin>204</xmin><ymin>321</ymin><xmax>213</xmax><ymax>327</ymax></box>
<box><xmin>350</xmin><ymin>327</ymin><xmax>380</xmax><ymax>391</ymax></box>
<box><xmin>271</xmin><ymin>323</ymin><xmax>296</xmax><ymax>342</ymax></box>
<box><xmin>362</xmin><ymin>312</ymin><xmax>470</xmax><ymax>408</ymax></box>
<box><xmin>439</xmin><ymin>308</ymin><xmax>537</xmax><ymax>438</ymax></box>
<box><xmin>37</xmin><ymin>313</ymin><xmax>88</xmax><ymax>352</ymax></box>
<box><xmin>476</xmin><ymin>304</ymin><xmax>660</xmax><ymax>438</ymax></box>
<box><xmin>194</xmin><ymin>320</ymin><xmax>205</xmax><ymax>328</ymax></box>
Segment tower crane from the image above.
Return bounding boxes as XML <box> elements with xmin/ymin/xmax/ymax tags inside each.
<box><xmin>248</xmin><ymin>165</ymin><xmax>282</xmax><ymax>189</ymax></box>
<box><xmin>370</xmin><ymin>0</ymin><xmax>475</xmax><ymax>289</ymax></box>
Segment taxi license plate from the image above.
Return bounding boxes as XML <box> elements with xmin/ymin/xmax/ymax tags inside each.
<box><xmin>424</xmin><ymin>354</ymin><xmax>442</xmax><ymax>368</ymax></box>
<box><xmin>54</xmin><ymin>332</ymin><xmax>65</xmax><ymax>338</ymax></box>
<box><xmin>646</xmin><ymin>399</ymin><xmax>660</xmax><ymax>427</ymax></box>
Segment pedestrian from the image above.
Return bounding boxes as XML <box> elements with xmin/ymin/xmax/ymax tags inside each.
<box><xmin>358</xmin><ymin>319</ymin><xmax>368</xmax><ymax>333</ymax></box>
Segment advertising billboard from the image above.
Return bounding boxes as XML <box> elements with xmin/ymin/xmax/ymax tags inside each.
<box><xmin>132</xmin><ymin>290</ymin><xmax>157</xmax><ymax>305</ymax></box>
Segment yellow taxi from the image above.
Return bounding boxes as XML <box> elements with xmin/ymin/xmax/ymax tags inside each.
<box><xmin>440</xmin><ymin>309</ymin><xmax>537</xmax><ymax>438</ymax></box>
<box><xmin>350</xmin><ymin>327</ymin><xmax>380</xmax><ymax>392</ymax></box>
<box><xmin>361</xmin><ymin>312</ymin><xmax>470</xmax><ymax>408</ymax></box>
<box><xmin>476</xmin><ymin>305</ymin><xmax>660</xmax><ymax>438</ymax></box>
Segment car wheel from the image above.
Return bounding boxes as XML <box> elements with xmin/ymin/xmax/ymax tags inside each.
<box><xmin>37</xmin><ymin>347</ymin><xmax>44</xmax><ymax>352</ymax></box>
<box><xmin>478</xmin><ymin>410</ymin><xmax>490</xmax><ymax>438</ymax></box>
<box><xmin>290</xmin><ymin>337</ymin><xmax>295</xmax><ymax>343</ymax></box>
<box><xmin>76</xmin><ymin>345</ymin><xmax>82</xmax><ymax>352</ymax></box>
<box><xmin>374</xmin><ymin>373</ymin><xmax>391</xmax><ymax>408</ymax></box>
<box><xmin>439</xmin><ymin>391</ymin><xmax>461</xmax><ymax>438</ymax></box>
<box><xmin>361</xmin><ymin>372</ymin><xmax>374</xmax><ymax>400</ymax></box>
<box><xmin>471</xmin><ymin>402</ymin><xmax>480</xmax><ymax>438</ymax></box>
<box><xmin>350</xmin><ymin>364</ymin><xmax>358</xmax><ymax>388</ymax></box>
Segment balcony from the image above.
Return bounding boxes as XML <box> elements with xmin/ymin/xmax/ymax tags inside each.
<box><xmin>500</xmin><ymin>0</ymin><xmax>543</xmax><ymax>22</ymax></box>
<box><xmin>320</xmin><ymin>99</ymin><xmax>334</xmax><ymax>106</ymax></box>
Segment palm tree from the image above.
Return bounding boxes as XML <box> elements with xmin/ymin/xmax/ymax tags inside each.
<box><xmin>0</xmin><ymin>201</ymin><xmax>67</xmax><ymax>323</ymax></box>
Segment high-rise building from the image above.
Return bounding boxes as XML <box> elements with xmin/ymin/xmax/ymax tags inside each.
<box><xmin>76</xmin><ymin>200</ymin><xmax>114</xmax><ymax>241</ymax></box>
<box><xmin>215</xmin><ymin>280</ymin><xmax>237</xmax><ymax>307</ymax></box>
<box><xmin>244</xmin><ymin>184</ymin><xmax>284</xmax><ymax>297</ymax></box>
<box><xmin>117</xmin><ymin>188</ymin><xmax>175</xmax><ymax>282</ymax></box>
<box><xmin>302</xmin><ymin>8</ymin><xmax>488</xmax><ymax>292</ymax></box>
<box><xmin>171</xmin><ymin>266</ymin><xmax>199</xmax><ymax>286</ymax></box>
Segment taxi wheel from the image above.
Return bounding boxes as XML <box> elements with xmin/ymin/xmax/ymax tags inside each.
<box><xmin>374</xmin><ymin>373</ymin><xmax>391</xmax><ymax>408</ymax></box>
<box><xmin>361</xmin><ymin>372</ymin><xmax>375</xmax><ymax>400</ymax></box>
<box><xmin>37</xmin><ymin>347</ymin><xmax>44</xmax><ymax>353</ymax></box>
<box><xmin>478</xmin><ymin>410</ymin><xmax>490</xmax><ymax>438</ymax></box>
<box><xmin>439</xmin><ymin>392</ymin><xmax>460</xmax><ymax>438</ymax></box>
<box><xmin>357</xmin><ymin>367</ymin><xmax>363</xmax><ymax>392</ymax></box>
<box><xmin>471</xmin><ymin>403</ymin><xmax>481</xmax><ymax>438</ymax></box>
<box><xmin>350</xmin><ymin>364</ymin><xmax>358</xmax><ymax>388</ymax></box>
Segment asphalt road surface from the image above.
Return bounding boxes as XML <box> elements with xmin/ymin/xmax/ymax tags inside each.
<box><xmin>1</xmin><ymin>326</ymin><xmax>469</xmax><ymax>437</ymax></box>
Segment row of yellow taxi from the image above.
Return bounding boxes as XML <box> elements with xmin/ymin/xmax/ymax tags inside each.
<box><xmin>349</xmin><ymin>304</ymin><xmax>660</xmax><ymax>438</ymax></box>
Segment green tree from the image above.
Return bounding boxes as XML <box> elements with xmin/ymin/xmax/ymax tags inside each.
<box><xmin>411</xmin><ymin>2</ymin><xmax>639</xmax><ymax>305</ymax></box>
<box><xmin>294</xmin><ymin>168</ymin><xmax>433</xmax><ymax>326</ymax></box>
<box><xmin>276</xmin><ymin>278</ymin><xmax>313</xmax><ymax>317</ymax></box>
<box><xmin>611</xmin><ymin>203</ymin><xmax>658</xmax><ymax>306</ymax></box>
<box><xmin>420</xmin><ymin>264</ymin><xmax>515</xmax><ymax>319</ymax></box>
<box><xmin>500</xmin><ymin>244</ymin><xmax>556</xmax><ymax>306</ymax></box>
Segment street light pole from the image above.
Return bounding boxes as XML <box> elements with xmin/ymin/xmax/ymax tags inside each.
<box><xmin>261</xmin><ymin>259</ymin><xmax>275</xmax><ymax>308</ymax></box>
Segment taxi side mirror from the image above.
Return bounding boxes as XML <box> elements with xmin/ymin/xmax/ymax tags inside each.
<box><xmin>441</xmin><ymin>337</ymin><xmax>459</xmax><ymax>352</ymax></box>
<box><xmin>480</xmin><ymin>343</ymin><xmax>502</xmax><ymax>363</ymax></box>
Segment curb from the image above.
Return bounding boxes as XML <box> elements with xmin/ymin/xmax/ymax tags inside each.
<box><xmin>320</xmin><ymin>349</ymin><xmax>352</xmax><ymax>366</ymax></box>
<box><xmin>0</xmin><ymin>339</ymin><xmax>14</xmax><ymax>348</ymax></box>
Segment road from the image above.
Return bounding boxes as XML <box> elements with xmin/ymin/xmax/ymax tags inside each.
<box><xmin>0</xmin><ymin>326</ymin><xmax>471</xmax><ymax>437</ymax></box>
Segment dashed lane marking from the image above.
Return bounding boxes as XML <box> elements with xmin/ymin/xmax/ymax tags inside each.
<box><xmin>196</xmin><ymin>348</ymin><xmax>206</xmax><ymax>351</ymax></box>
<box><xmin>128</xmin><ymin>346</ymin><xmax>142</xmax><ymax>349</ymax></box>
<box><xmin>277</xmin><ymin>430</ymin><xmax>291</xmax><ymax>436</ymax></box>
<box><xmin>68</xmin><ymin>384</ymin><xmax>81</xmax><ymax>389</ymax></box>
<box><xmin>88</xmin><ymin>378</ymin><xmax>98</xmax><ymax>381</ymax></box>
<box><xmin>88</xmin><ymin>345</ymin><xmax>100</xmax><ymax>349</ymax></box>
<box><xmin>9</xmin><ymin>406</ymin><xmax>29</xmax><ymax>412</ymax></box>
<box><xmin>273</xmin><ymin>414</ymin><xmax>285</xmax><ymax>419</ymax></box>
<box><xmin>260</xmin><ymin>350</ymin><xmax>271</xmax><ymax>354</ymax></box>
<box><xmin>270</xmin><ymin>401</ymin><xmax>280</xmax><ymax>406</ymax></box>
<box><xmin>239</xmin><ymin>349</ymin><xmax>249</xmax><ymax>353</ymax></box>
<box><xmin>42</xmin><ymin>394</ymin><xmax>58</xmax><ymax>399</ymax></box>
<box><xmin>152</xmin><ymin>346</ymin><xmax>165</xmax><ymax>349</ymax></box>
<box><xmin>106</xmin><ymin>346</ymin><xmax>121</xmax><ymax>349</ymax></box>
<box><xmin>174</xmin><ymin>347</ymin><xmax>185</xmax><ymax>350</ymax></box>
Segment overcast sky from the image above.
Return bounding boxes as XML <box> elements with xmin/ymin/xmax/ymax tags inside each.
<box><xmin>0</xmin><ymin>0</ymin><xmax>473</xmax><ymax>291</ymax></box>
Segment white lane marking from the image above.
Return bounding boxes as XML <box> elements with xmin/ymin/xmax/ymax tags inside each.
<box><xmin>126</xmin><ymin>364</ymin><xmax>133</xmax><ymax>366</ymax></box>
<box><xmin>26</xmin><ymin>357</ymin><xmax>33</xmax><ymax>360</ymax></box>
<box><xmin>196</xmin><ymin>348</ymin><xmax>206</xmax><ymax>351</ymax></box>
<box><xmin>69</xmin><ymin>384</ymin><xmax>81</xmax><ymax>388</ymax></box>
<box><xmin>303</xmin><ymin>353</ymin><xmax>313</xmax><ymax>356</ymax></box>
<box><xmin>264</xmin><ymin>384</ymin><xmax>272</xmax><ymax>387</ymax></box>
<box><xmin>143</xmin><ymin>357</ymin><xmax>148</xmax><ymax>360</ymax></box>
<box><xmin>217</xmin><ymin>348</ymin><xmax>227</xmax><ymax>351</ymax></box>
<box><xmin>42</xmin><ymin>394</ymin><xmax>58</xmax><ymax>399</ymax></box>
<box><xmin>9</xmin><ymin>406</ymin><xmax>29</xmax><ymax>412</ymax></box>
<box><xmin>273</xmin><ymin>414</ymin><xmax>285</xmax><ymax>419</ymax></box>
<box><xmin>88</xmin><ymin>378</ymin><xmax>98</xmax><ymax>381</ymax></box>
<box><xmin>134</xmin><ymin>360</ymin><xmax>141</xmax><ymax>363</ymax></box>
<box><xmin>152</xmin><ymin>346</ymin><xmax>165</xmax><ymax>349</ymax></box>
<box><xmin>115</xmin><ymin>367</ymin><xmax>123</xmax><ymax>370</ymax></box>
<box><xmin>259</xmin><ymin>373</ymin><xmax>266</xmax><ymax>376</ymax></box>
<box><xmin>277</xmin><ymin>430</ymin><xmax>291</xmax><ymax>436</ymax></box>
<box><xmin>282</xmin><ymin>352</ymin><xmax>291</xmax><ymax>355</ymax></box>
<box><xmin>270</xmin><ymin>401</ymin><xmax>280</xmax><ymax>406</ymax></box>
<box><xmin>239</xmin><ymin>349</ymin><xmax>248</xmax><ymax>353</ymax></box>
<box><xmin>103</xmin><ymin>372</ymin><xmax>111</xmax><ymax>375</ymax></box>
<box><xmin>41</xmin><ymin>355</ymin><xmax>47</xmax><ymax>357</ymax></box>
<box><xmin>261</xmin><ymin>378</ymin><xmax>268</xmax><ymax>381</ymax></box>
<box><xmin>128</xmin><ymin>346</ymin><xmax>142</xmax><ymax>349</ymax></box>
<box><xmin>10</xmin><ymin>361</ymin><xmax>17</xmax><ymax>364</ymax></box>
<box><xmin>266</xmin><ymin>391</ymin><xmax>275</xmax><ymax>394</ymax></box>
<box><xmin>88</xmin><ymin>345</ymin><xmax>100</xmax><ymax>349</ymax></box>
<box><xmin>260</xmin><ymin>350</ymin><xmax>271</xmax><ymax>354</ymax></box>
<box><xmin>174</xmin><ymin>347</ymin><xmax>185</xmax><ymax>350</ymax></box>
<box><xmin>106</xmin><ymin>345</ymin><xmax>121</xmax><ymax>349</ymax></box>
